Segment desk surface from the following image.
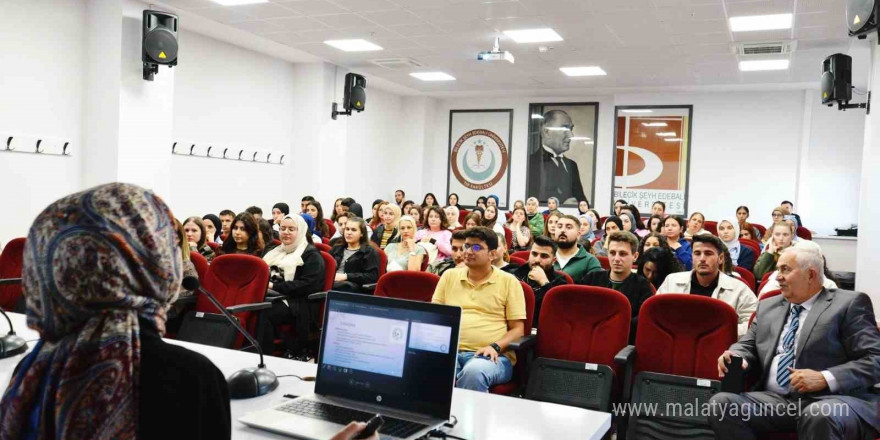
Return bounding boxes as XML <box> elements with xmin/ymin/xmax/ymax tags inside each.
<box><xmin>0</xmin><ymin>313</ymin><xmax>610</xmax><ymax>440</ymax></box>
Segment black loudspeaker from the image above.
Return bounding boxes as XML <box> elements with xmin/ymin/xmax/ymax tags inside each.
<box><xmin>821</xmin><ymin>54</ymin><xmax>853</xmax><ymax>106</ymax></box>
<box><xmin>331</xmin><ymin>73</ymin><xmax>367</xmax><ymax>119</ymax></box>
<box><xmin>847</xmin><ymin>0</ymin><xmax>879</xmax><ymax>38</ymax></box>
<box><xmin>142</xmin><ymin>10</ymin><xmax>179</xmax><ymax>81</ymax></box>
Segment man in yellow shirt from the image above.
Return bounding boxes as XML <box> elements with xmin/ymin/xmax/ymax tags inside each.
<box><xmin>432</xmin><ymin>227</ymin><xmax>526</xmax><ymax>392</ymax></box>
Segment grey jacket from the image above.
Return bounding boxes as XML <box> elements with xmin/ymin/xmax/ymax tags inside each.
<box><xmin>730</xmin><ymin>288</ymin><xmax>880</xmax><ymax>432</ymax></box>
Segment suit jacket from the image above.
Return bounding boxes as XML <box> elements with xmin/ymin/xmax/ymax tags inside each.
<box><xmin>730</xmin><ymin>288</ymin><xmax>880</xmax><ymax>431</ymax></box>
<box><xmin>527</xmin><ymin>149</ymin><xmax>587</xmax><ymax>203</ymax></box>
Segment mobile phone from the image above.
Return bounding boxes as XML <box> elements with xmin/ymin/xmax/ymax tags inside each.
<box><xmin>721</xmin><ymin>355</ymin><xmax>744</xmax><ymax>393</ymax></box>
<box><xmin>354</xmin><ymin>414</ymin><xmax>384</xmax><ymax>439</ymax></box>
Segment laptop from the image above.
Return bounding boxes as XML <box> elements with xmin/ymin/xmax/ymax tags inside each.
<box><xmin>240</xmin><ymin>291</ymin><xmax>462</xmax><ymax>439</ymax></box>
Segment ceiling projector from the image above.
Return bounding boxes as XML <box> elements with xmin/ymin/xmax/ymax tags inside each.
<box><xmin>477</xmin><ymin>38</ymin><xmax>515</xmax><ymax>64</ymax></box>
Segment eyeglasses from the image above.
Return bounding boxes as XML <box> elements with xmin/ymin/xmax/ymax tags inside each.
<box><xmin>772</xmin><ymin>213</ymin><xmax>783</xmax><ymax>218</ymax></box>
<box><xmin>463</xmin><ymin>243</ymin><xmax>485</xmax><ymax>252</ymax></box>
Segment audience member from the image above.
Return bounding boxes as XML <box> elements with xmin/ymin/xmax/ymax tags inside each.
<box><xmin>780</xmin><ymin>200</ymin><xmax>803</xmax><ymax>228</ymax></box>
<box><xmin>394</xmin><ymin>189</ymin><xmax>405</xmax><ymax>206</ymax></box>
<box><xmin>367</xmin><ymin>199</ymin><xmax>383</xmax><ymax>228</ymax></box>
<box><xmin>620</xmin><ymin>212</ymin><xmax>648</xmax><ymax>238</ymax></box>
<box><xmin>487</xmin><ymin>195</ymin><xmax>500</xmax><ymax>209</ymax></box>
<box><xmin>554</xmin><ymin>215</ymin><xmax>602</xmax><ymax>280</ymax></box>
<box><xmin>445</xmin><ymin>205</ymin><xmax>462</xmax><ymax>229</ymax></box>
<box><xmin>658</xmin><ymin>235</ymin><xmax>756</xmax><ymax>336</ymax></box>
<box><xmin>260</xmin><ymin>214</ymin><xmax>325</xmax><ymax>357</ymax></box>
<box><xmin>638</xmin><ymin>231</ymin><xmax>671</xmax><ymax>258</ymax></box>
<box><xmin>621</xmin><ymin>205</ymin><xmax>649</xmax><ymax>236</ymax></box>
<box><xmin>754</xmin><ymin>221</ymin><xmax>796</xmax><ymax>281</ymax></box>
<box><xmin>581</xmin><ymin>231</ymin><xmax>654</xmax><ymax>343</ymax></box>
<box><xmin>331</xmin><ymin>217</ymin><xmax>380</xmax><ymax>292</ymax></box>
<box><xmin>663</xmin><ymin>215</ymin><xmax>693</xmax><ymax>270</ymax></box>
<box><xmin>330</xmin><ymin>198</ymin><xmax>344</xmax><ymax>222</ymax></box>
<box><xmin>305</xmin><ymin>201</ymin><xmax>329</xmax><ymax>239</ymax></box>
<box><xmin>491</xmin><ymin>231</ymin><xmax>511</xmax><ymax>270</ymax></box>
<box><xmin>587</xmin><ymin>209</ymin><xmax>602</xmax><ymax>238</ymax></box>
<box><xmin>543</xmin><ymin>210</ymin><xmax>562</xmax><ymax>238</ymax></box>
<box><xmin>330</xmin><ymin>212</ymin><xmax>350</xmax><ymax>243</ymax></box>
<box><xmin>717</xmin><ymin>218</ymin><xmax>756</xmax><ymax>271</ymax></box>
<box><xmin>447</xmin><ymin>193</ymin><xmax>461</xmax><ymax>210</ymax></box>
<box><xmin>507</xmin><ymin>207</ymin><xmax>534</xmax><ymax>252</ymax></box>
<box><xmin>421</xmin><ymin>193</ymin><xmax>438</xmax><ymax>208</ymax></box>
<box><xmin>415</xmin><ymin>206</ymin><xmax>453</xmax><ymax>262</ymax></box>
<box><xmin>300</xmin><ymin>196</ymin><xmax>315</xmax><ymax>214</ymax></box>
<box><xmin>509</xmin><ymin>236</ymin><xmax>567</xmax><ymax>328</ymax></box>
<box><xmin>219</xmin><ymin>212</ymin><xmax>264</xmax><ymax>256</ymax></box>
<box><xmin>464</xmin><ymin>212</ymin><xmax>481</xmax><ymax>229</ymax></box>
<box><xmin>475</xmin><ymin>196</ymin><xmax>487</xmax><ymax>210</ymax></box>
<box><xmin>684</xmin><ymin>212</ymin><xmax>710</xmax><ymax>239</ymax></box>
<box><xmin>525</xmin><ymin>197</ymin><xmax>545</xmax><ymax>237</ymax></box>
<box><xmin>735</xmin><ymin>205</ymin><xmax>760</xmax><ymax>239</ymax></box>
<box><xmin>578</xmin><ymin>199</ymin><xmax>591</xmax><ymax>215</ymax></box>
<box><xmin>384</xmin><ymin>216</ymin><xmax>426</xmax><ymax>272</ymax></box>
<box><xmin>402</xmin><ymin>200</ymin><xmax>415</xmax><ymax>215</ymax></box>
<box><xmin>432</xmin><ymin>227</ymin><xmax>526</xmax><ymax>392</ymax></box>
<box><xmin>512</xmin><ymin>200</ymin><xmax>525</xmax><ymax>211</ymax></box>
<box><xmin>301</xmin><ymin>213</ymin><xmax>322</xmax><ymax>245</ymax></box>
<box><xmin>758</xmin><ymin>241</ymin><xmax>839</xmax><ymax>294</ymax></box>
<box><xmin>638</xmin><ymin>246</ymin><xmax>684</xmax><ymax>289</ymax></box>
<box><xmin>739</xmin><ymin>221</ymin><xmax>760</xmax><ymax>245</ymax></box>
<box><xmin>768</xmin><ymin>206</ymin><xmax>785</xmax><ymax>231</ymax></box>
<box><xmin>340</xmin><ymin>197</ymin><xmax>356</xmax><ymax>214</ymax></box>
<box><xmin>0</xmin><ymin>183</ymin><xmax>231</xmax><ymax>439</ymax></box>
<box><xmin>372</xmin><ymin>203</ymin><xmax>401</xmax><ymax>249</ymax></box>
<box><xmin>482</xmin><ymin>205</ymin><xmax>505</xmax><ymax>235</ymax></box>
<box><xmin>173</xmin><ymin>218</ymin><xmax>199</xmax><ymax>297</ymax></box>
<box><xmin>614</xmin><ymin>199</ymin><xmax>627</xmax><ymax>216</ymax></box>
<box><xmin>577</xmin><ymin>214</ymin><xmax>595</xmax><ymax>248</ymax></box>
<box><xmin>710</xmin><ymin>244</ymin><xmax>880</xmax><ymax>440</ymax></box>
<box><xmin>202</xmin><ymin>214</ymin><xmax>222</xmax><ymax>244</ymax></box>
<box><xmin>428</xmin><ymin>230</ymin><xmax>467</xmax><ymax>276</ymax></box>
<box><xmin>542</xmin><ymin>197</ymin><xmax>560</xmax><ymax>215</ymax></box>
<box><xmin>258</xmin><ymin>219</ymin><xmax>278</xmax><ymax>255</ymax></box>
<box><xmin>651</xmin><ymin>201</ymin><xmax>666</xmax><ymax>217</ymax></box>
<box><xmin>183</xmin><ymin>216</ymin><xmax>216</xmax><ymax>263</ymax></box>
<box><xmin>408</xmin><ymin>206</ymin><xmax>422</xmax><ymax>227</ymax></box>
<box><xmin>647</xmin><ymin>214</ymin><xmax>664</xmax><ymax>232</ymax></box>
<box><xmin>246</xmin><ymin>205</ymin><xmax>263</xmax><ymax>221</ymax></box>
<box><xmin>592</xmin><ymin>215</ymin><xmax>622</xmax><ymax>257</ymax></box>
<box><xmin>219</xmin><ymin>209</ymin><xmax>235</xmax><ymax>241</ymax></box>
<box><xmin>272</xmin><ymin>202</ymin><xmax>290</xmax><ymax>228</ymax></box>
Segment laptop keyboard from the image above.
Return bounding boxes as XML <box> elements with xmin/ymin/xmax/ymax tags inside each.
<box><xmin>276</xmin><ymin>400</ymin><xmax>429</xmax><ymax>439</ymax></box>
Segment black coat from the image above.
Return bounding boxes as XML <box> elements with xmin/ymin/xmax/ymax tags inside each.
<box><xmin>370</xmin><ymin>224</ymin><xmax>399</xmax><ymax>248</ymax></box>
<box><xmin>330</xmin><ymin>244</ymin><xmax>380</xmax><ymax>287</ymax></box>
<box><xmin>735</xmin><ymin>244</ymin><xmax>756</xmax><ymax>272</ymax></box>
<box><xmin>527</xmin><ymin>149</ymin><xmax>587</xmax><ymax>203</ymax></box>
<box><xmin>269</xmin><ymin>245</ymin><xmax>326</xmax><ymax>298</ymax></box>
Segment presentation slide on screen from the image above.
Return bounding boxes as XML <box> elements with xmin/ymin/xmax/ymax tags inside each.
<box><xmin>323</xmin><ymin>311</ymin><xmax>409</xmax><ymax>377</ymax></box>
<box><xmin>409</xmin><ymin>322</ymin><xmax>452</xmax><ymax>354</ymax></box>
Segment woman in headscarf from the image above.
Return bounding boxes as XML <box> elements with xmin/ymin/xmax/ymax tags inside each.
<box><xmin>542</xmin><ymin>197</ymin><xmax>560</xmax><ymax>215</ymax></box>
<box><xmin>525</xmin><ymin>197</ymin><xmax>545</xmax><ymax>238</ymax></box>
<box><xmin>717</xmin><ymin>218</ymin><xmax>755</xmax><ymax>271</ymax></box>
<box><xmin>578</xmin><ymin>200</ymin><xmax>591</xmax><ymax>216</ymax></box>
<box><xmin>447</xmin><ymin>193</ymin><xmax>462</xmax><ymax>210</ymax></box>
<box><xmin>0</xmin><ymin>183</ymin><xmax>231</xmax><ymax>439</ymax></box>
<box><xmin>201</xmin><ymin>213</ymin><xmax>222</xmax><ymax>244</ymax></box>
<box><xmin>577</xmin><ymin>214</ymin><xmax>596</xmax><ymax>249</ymax></box>
<box><xmin>592</xmin><ymin>215</ymin><xmax>623</xmax><ymax>257</ymax></box>
<box><xmin>260</xmin><ymin>214</ymin><xmax>326</xmax><ymax>358</ymax></box>
<box><xmin>444</xmin><ymin>205</ymin><xmax>462</xmax><ymax>230</ymax></box>
<box><xmin>301</xmin><ymin>213</ymin><xmax>322</xmax><ymax>245</ymax></box>
<box><xmin>371</xmin><ymin>203</ymin><xmax>401</xmax><ymax>249</ymax></box>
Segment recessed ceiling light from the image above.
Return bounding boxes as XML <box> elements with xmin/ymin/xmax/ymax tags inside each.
<box><xmin>559</xmin><ymin>66</ymin><xmax>606</xmax><ymax>77</ymax></box>
<box><xmin>739</xmin><ymin>59</ymin><xmax>790</xmax><ymax>71</ymax></box>
<box><xmin>656</xmin><ymin>132</ymin><xmax>677</xmax><ymax>137</ymax></box>
<box><xmin>621</xmin><ymin>109</ymin><xmax>653</xmax><ymax>114</ymax></box>
<box><xmin>410</xmin><ymin>72</ymin><xmax>456</xmax><ymax>81</ymax></box>
<box><xmin>531</xmin><ymin>114</ymin><xmax>544</xmax><ymax>119</ymax></box>
<box><xmin>642</xmin><ymin>122</ymin><xmax>668</xmax><ymax>127</ymax></box>
<box><xmin>729</xmin><ymin>13</ymin><xmax>793</xmax><ymax>32</ymax></box>
<box><xmin>503</xmin><ymin>28</ymin><xmax>563</xmax><ymax>43</ymax></box>
<box><xmin>210</xmin><ymin>0</ymin><xmax>268</xmax><ymax>5</ymax></box>
<box><xmin>324</xmin><ymin>39</ymin><xmax>383</xmax><ymax>52</ymax></box>
<box><xmin>664</xmin><ymin>138</ymin><xmax>682</xmax><ymax>142</ymax></box>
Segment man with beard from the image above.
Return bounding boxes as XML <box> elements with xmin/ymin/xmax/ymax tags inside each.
<box><xmin>553</xmin><ymin>214</ymin><xmax>602</xmax><ymax>281</ymax></box>
<box><xmin>580</xmin><ymin>230</ymin><xmax>654</xmax><ymax>343</ymax></box>
<box><xmin>510</xmin><ymin>235</ymin><xmax>568</xmax><ymax>328</ymax></box>
<box><xmin>429</xmin><ymin>229</ymin><xmax>468</xmax><ymax>277</ymax></box>
<box><xmin>394</xmin><ymin>189</ymin><xmax>405</xmax><ymax>206</ymax></box>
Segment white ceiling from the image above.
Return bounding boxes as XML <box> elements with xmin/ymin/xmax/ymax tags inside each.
<box><xmin>158</xmin><ymin>0</ymin><xmax>854</xmax><ymax>94</ymax></box>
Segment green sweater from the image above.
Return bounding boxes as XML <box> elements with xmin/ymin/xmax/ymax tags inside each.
<box><xmin>528</xmin><ymin>214</ymin><xmax>545</xmax><ymax>238</ymax></box>
<box><xmin>553</xmin><ymin>245</ymin><xmax>602</xmax><ymax>280</ymax></box>
<box><xmin>752</xmin><ymin>251</ymin><xmax>780</xmax><ymax>283</ymax></box>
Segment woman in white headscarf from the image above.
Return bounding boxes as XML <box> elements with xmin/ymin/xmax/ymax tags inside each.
<box><xmin>717</xmin><ymin>217</ymin><xmax>756</xmax><ymax>271</ymax></box>
<box><xmin>261</xmin><ymin>214</ymin><xmax>326</xmax><ymax>357</ymax></box>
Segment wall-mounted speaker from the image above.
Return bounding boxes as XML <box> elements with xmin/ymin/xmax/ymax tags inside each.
<box><xmin>821</xmin><ymin>53</ymin><xmax>852</xmax><ymax>106</ymax></box>
<box><xmin>848</xmin><ymin>0</ymin><xmax>880</xmax><ymax>38</ymax></box>
<box><xmin>331</xmin><ymin>73</ymin><xmax>367</xmax><ymax>120</ymax></box>
<box><xmin>142</xmin><ymin>10</ymin><xmax>179</xmax><ymax>81</ymax></box>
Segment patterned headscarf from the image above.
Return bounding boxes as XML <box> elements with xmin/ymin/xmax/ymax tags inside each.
<box><xmin>0</xmin><ymin>183</ymin><xmax>182</xmax><ymax>439</ymax></box>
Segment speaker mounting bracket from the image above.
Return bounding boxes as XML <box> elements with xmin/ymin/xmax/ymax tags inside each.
<box><xmin>331</xmin><ymin>102</ymin><xmax>352</xmax><ymax>120</ymax></box>
<box><xmin>837</xmin><ymin>91</ymin><xmax>871</xmax><ymax>114</ymax></box>
<box><xmin>143</xmin><ymin>62</ymin><xmax>159</xmax><ymax>81</ymax></box>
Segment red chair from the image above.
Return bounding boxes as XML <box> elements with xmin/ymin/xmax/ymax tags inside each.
<box><xmin>377</xmin><ymin>249</ymin><xmax>388</xmax><ymax>277</ymax></box>
<box><xmin>556</xmin><ymin>271</ymin><xmax>573</xmax><ymax>284</ymax></box>
<box><xmin>190</xmin><ymin>251</ymin><xmax>208</xmax><ymax>283</ymax></box>
<box><xmin>195</xmin><ymin>254</ymin><xmax>270</xmax><ymax>349</ymax></box>
<box><xmin>740</xmin><ymin>239</ymin><xmax>761</xmax><ymax>257</ymax></box>
<box><xmin>598</xmin><ymin>216</ymin><xmax>607</xmax><ymax>228</ymax></box>
<box><xmin>542</xmin><ymin>213</ymin><xmax>549</xmax><ymax>222</ymax></box>
<box><xmin>752</xmin><ymin>223</ymin><xmax>767</xmax><ymax>237</ymax></box>
<box><xmin>272</xmin><ymin>239</ymin><xmax>282</xmax><ymax>246</ymax></box>
<box><xmin>489</xmin><ymin>281</ymin><xmax>536</xmax><ymax>396</ymax></box>
<box><xmin>505</xmin><ymin>212</ymin><xmax>513</xmax><ymax>222</ymax></box>
<box><xmin>458</xmin><ymin>209</ymin><xmax>469</xmax><ymax>225</ymax></box>
<box><xmin>597</xmin><ymin>256</ymin><xmax>610</xmax><ymax>270</ymax></box>
<box><xmin>757</xmin><ymin>272</ymin><xmax>774</xmax><ymax>293</ymax></box>
<box><xmin>703</xmin><ymin>221</ymin><xmax>718</xmax><ymax>236</ymax></box>
<box><xmin>324</xmin><ymin>219</ymin><xmax>336</xmax><ymax>238</ymax></box>
<box><xmin>270</xmin><ymin>252</ymin><xmax>337</xmax><ymax>355</ymax></box>
<box><xmin>511</xmin><ymin>250</ymin><xmax>530</xmax><ymax>261</ymax></box>
<box><xmin>509</xmin><ymin>256</ymin><xmax>526</xmax><ymax>266</ymax></box>
<box><xmin>748</xmin><ymin>289</ymin><xmax>782</xmax><ymax>327</ymax></box>
<box><xmin>796</xmin><ymin>226</ymin><xmax>811</xmax><ymax>240</ymax></box>
<box><xmin>0</xmin><ymin>238</ymin><xmax>26</xmax><ymax>311</ymax></box>
<box><xmin>374</xmin><ymin>271</ymin><xmax>440</xmax><ymax>303</ymax></box>
<box><xmin>419</xmin><ymin>254</ymin><xmax>429</xmax><ymax>272</ymax></box>
<box><xmin>322</xmin><ymin>236</ymin><xmax>330</xmax><ymax>245</ymax></box>
<box><xmin>314</xmin><ymin>242</ymin><xmax>331</xmax><ymax>253</ymax></box>
<box><xmin>206</xmin><ymin>241</ymin><xmax>221</xmax><ymax>253</ymax></box>
<box><xmin>733</xmin><ymin>266</ymin><xmax>756</xmax><ymax>293</ymax></box>
<box><xmin>503</xmin><ymin>225</ymin><xmax>512</xmax><ymax>249</ymax></box>
<box><xmin>524</xmin><ymin>286</ymin><xmax>632</xmax><ymax>411</ymax></box>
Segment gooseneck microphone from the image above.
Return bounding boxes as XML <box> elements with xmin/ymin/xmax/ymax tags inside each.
<box><xmin>181</xmin><ymin>276</ymin><xmax>278</xmax><ymax>399</ymax></box>
<box><xmin>0</xmin><ymin>306</ymin><xmax>27</xmax><ymax>359</ymax></box>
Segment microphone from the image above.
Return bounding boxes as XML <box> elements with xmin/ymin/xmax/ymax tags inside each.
<box><xmin>0</xmin><ymin>306</ymin><xmax>27</xmax><ymax>359</ymax></box>
<box><xmin>181</xmin><ymin>276</ymin><xmax>278</xmax><ymax>399</ymax></box>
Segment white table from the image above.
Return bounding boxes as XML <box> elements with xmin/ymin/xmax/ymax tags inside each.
<box><xmin>1</xmin><ymin>313</ymin><xmax>610</xmax><ymax>440</ymax></box>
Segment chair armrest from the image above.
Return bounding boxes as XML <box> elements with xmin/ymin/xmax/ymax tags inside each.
<box><xmin>226</xmin><ymin>302</ymin><xmax>273</xmax><ymax>314</ymax></box>
<box><xmin>614</xmin><ymin>345</ymin><xmax>635</xmax><ymax>365</ymax></box>
<box><xmin>362</xmin><ymin>283</ymin><xmax>377</xmax><ymax>290</ymax></box>
<box><xmin>174</xmin><ymin>295</ymin><xmax>198</xmax><ymax>305</ymax></box>
<box><xmin>265</xmin><ymin>289</ymin><xmax>285</xmax><ymax>302</ymax></box>
<box><xmin>507</xmin><ymin>334</ymin><xmax>536</xmax><ymax>352</ymax></box>
<box><xmin>615</xmin><ymin>345</ymin><xmax>636</xmax><ymax>404</ymax></box>
<box><xmin>0</xmin><ymin>278</ymin><xmax>22</xmax><ymax>286</ymax></box>
<box><xmin>308</xmin><ymin>292</ymin><xmax>328</xmax><ymax>301</ymax></box>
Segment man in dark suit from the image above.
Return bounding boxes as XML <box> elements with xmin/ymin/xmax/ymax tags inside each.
<box><xmin>527</xmin><ymin>110</ymin><xmax>587</xmax><ymax>203</ymax></box>
<box><xmin>709</xmin><ymin>242</ymin><xmax>880</xmax><ymax>440</ymax></box>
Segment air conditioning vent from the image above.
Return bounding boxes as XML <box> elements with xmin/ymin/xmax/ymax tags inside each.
<box><xmin>735</xmin><ymin>41</ymin><xmax>797</xmax><ymax>56</ymax></box>
<box><xmin>370</xmin><ymin>57</ymin><xmax>424</xmax><ymax>70</ymax></box>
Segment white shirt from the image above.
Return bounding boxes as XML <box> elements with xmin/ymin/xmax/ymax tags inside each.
<box><xmin>542</xmin><ymin>145</ymin><xmax>567</xmax><ymax>171</ymax></box>
<box><xmin>556</xmin><ymin>250</ymin><xmax>574</xmax><ymax>269</ymax></box>
<box><xmin>765</xmin><ymin>290</ymin><xmax>839</xmax><ymax>394</ymax></box>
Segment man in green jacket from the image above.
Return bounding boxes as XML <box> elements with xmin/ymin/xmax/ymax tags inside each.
<box><xmin>553</xmin><ymin>215</ymin><xmax>602</xmax><ymax>280</ymax></box>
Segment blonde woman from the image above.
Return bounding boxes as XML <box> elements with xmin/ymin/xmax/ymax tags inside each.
<box><xmin>371</xmin><ymin>203</ymin><xmax>401</xmax><ymax>249</ymax></box>
<box><xmin>384</xmin><ymin>216</ymin><xmax>426</xmax><ymax>272</ymax></box>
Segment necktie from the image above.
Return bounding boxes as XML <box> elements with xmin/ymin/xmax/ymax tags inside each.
<box><xmin>776</xmin><ymin>304</ymin><xmax>804</xmax><ymax>389</ymax></box>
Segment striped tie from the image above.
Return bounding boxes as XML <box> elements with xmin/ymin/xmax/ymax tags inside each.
<box><xmin>776</xmin><ymin>304</ymin><xmax>804</xmax><ymax>389</ymax></box>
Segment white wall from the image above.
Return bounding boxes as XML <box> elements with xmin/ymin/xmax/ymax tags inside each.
<box><xmin>0</xmin><ymin>0</ymin><xmax>86</xmax><ymax>247</ymax></box>
<box><xmin>857</xmin><ymin>42</ymin><xmax>880</xmax><ymax>315</ymax></box>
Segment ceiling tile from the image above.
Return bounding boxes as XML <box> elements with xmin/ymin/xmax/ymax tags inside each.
<box><xmin>795</xmin><ymin>26</ymin><xmax>845</xmax><ymax>40</ymax></box>
<box><xmin>329</xmin><ymin>0</ymin><xmax>398</xmax><ymax>12</ymax></box>
<box><xmin>158</xmin><ymin>0</ymin><xmax>215</xmax><ymax>9</ymax></box>
<box><xmin>725</xmin><ymin>0</ymin><xmax>795</xmax><ymax>17</ymax></box>
<box><xmin>229</xmin><ymin>20</ymin><xmax>287</xmax><ymax>35</ymax></box>
<box><xmin>228</xmin><ymin>3</ymin><xmax>301</xmax><ymax>19</ymax></box>
<box><xmin>360</xmin><ymin>9</ymin><xmax>422</xmax><ymax>26</ymax></box>
<box><xmin>275</xmin><ymin>0</ymin><xmax>348</xmax><ymax>16</ymax></box>
<box><xmin>667</xmin><ymin>18</ymin><xmax>728</xmax><ymax>34</ymax></box>
<box><xmin>671</xmin><ymin>32</ymin><xmax>730</xmax><ymax>44</ymax></box>
<box><xmin>387</xmin><ymin>23</ymin><xmax>448</xmax><ymax>37</ymax></box>
<box><xmin>795</xmin><ymin>11</ymin><xmax>839</xmax><ymax>29</ymax></box>
<box><xmin>655</xmin><ymin>3</ymin><xmax>726</xmax><ymax>21</ymax></box>
<box><xmin>266</xmin><ymin>16</ymin><xmax>329</xmax><ymax>32</ymax></box>
<box><xmin>311</xmin><ymin>13</ymin><xmax>376</xmax><ymax>28</ymax></box>
<box><xmin>185</xmin><ymin>7</ymin><xmax>250</xmax><ymax>24</ymax></box>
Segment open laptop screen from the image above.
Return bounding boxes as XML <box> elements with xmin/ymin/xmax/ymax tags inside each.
<box><xmin>315</xmin><ymin>291</ymin><xmax>461</xmax><ymax>419</ymax></box>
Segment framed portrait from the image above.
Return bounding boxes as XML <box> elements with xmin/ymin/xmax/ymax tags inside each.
<box><xmin>526</xmin><ymin>102</ymin><xmax>599</xmax><ymax>207</ymax></box>
<box><xmin>611</xmin><ymin>105</ymin><xmax>694</xmax><ymax>216</ymax></box>
<box><xmin>446</xmin><ymin>109</ymin><xmax>514</xmax><ymax>209</ymax></box>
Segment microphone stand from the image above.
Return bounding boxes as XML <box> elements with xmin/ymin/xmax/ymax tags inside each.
<box><xmin>184</xmin><ymin>277</ymin><xmax>278</xmax><ymax>399</ymax></box>
<box><xmin>0</xmin><ymin>306</ymin><xmax>27</xmax><ymax>359</ymax></box>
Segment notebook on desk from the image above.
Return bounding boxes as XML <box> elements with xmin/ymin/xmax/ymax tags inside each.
<box><xmin>239</xmin><ymin>291</ymin><xmax>462</xmax><ymax>440</ymax></box>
